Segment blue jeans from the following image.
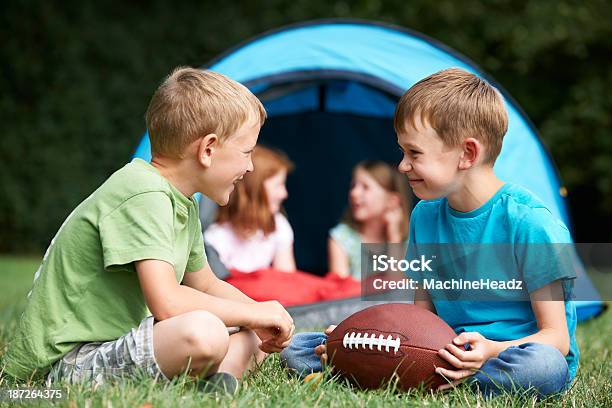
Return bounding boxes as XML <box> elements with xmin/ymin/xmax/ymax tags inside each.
<box><xmin>280</xmin><ymin>332</ymin><xmax>571</xmax><ymax>398</ymax></box>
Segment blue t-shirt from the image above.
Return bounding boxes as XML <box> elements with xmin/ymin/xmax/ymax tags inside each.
<box><xmin>408</xmin><ymin>183</ymin><xmax>579</xmax><ymax>380</ymax></box>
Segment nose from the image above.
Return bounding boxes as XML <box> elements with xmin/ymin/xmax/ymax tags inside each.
<box><xmin>398</xmin><ymin>156</ymin><xmax>412</xmax><ymax>173</ymax></box>
<box><xmin>246</xmin><ymin>156</ymin><xmax>254</xmax><ymax>173</ymax></box>
<box><xmin>280</xmin><ymin>185</ymin><xmax>288</xmax><ymax>200</ymax></box>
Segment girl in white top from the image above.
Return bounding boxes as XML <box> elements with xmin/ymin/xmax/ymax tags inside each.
<box><xmin>205</xmin><ymin>146</ymin><xmax>296</xmax><ymax>273</ymax></box>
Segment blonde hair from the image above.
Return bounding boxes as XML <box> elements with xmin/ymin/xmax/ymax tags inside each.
<box><xmin>343</xmin><ymin>160</ymin><xmax>411</xmax><ymax>241</ymax></box>
<box><xmin>216</xmin><ymin>146</ymin><xmax>294</xmax><ymax>238</ymax></box>
<box><xmin>394</xmin><ymin>68</ymin><xmax>508</xmax><ymax>164</ymax></box>
<box><xmin>145</xmin><ymin>67</ymin><xmax>266</xmax><ymax>158</ymax></box>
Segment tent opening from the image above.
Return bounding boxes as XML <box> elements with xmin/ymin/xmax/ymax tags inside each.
<box><xmin>254</xmin><ymin>77</ymin><xmax>411</xmax><ymax>275</ymax></box>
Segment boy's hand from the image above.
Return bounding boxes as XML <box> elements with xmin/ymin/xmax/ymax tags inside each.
<box><xmin>248</xmin><ymin>300</ymin><xmax>294</xmax><ymax>353</ymax></box>
<box><xmin>436</xmin><ymin>332</ymin><xmax>500</xmax><ymax>390</ymax></box>
<box><xmin>255</xmin><ymin>327</ymin><xmax>292</xmax><ymax>353</ymax></box>
<box><xmin>314</xmin><ymin>325</ymin><xmax>336</xmax><ymax>366</ymax></box>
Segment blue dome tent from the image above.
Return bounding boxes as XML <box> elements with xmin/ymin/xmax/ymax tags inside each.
<box><xmin>134</xmin><ymin>19</ymin><xmax>604</xmax><ymax>324</ymax></box>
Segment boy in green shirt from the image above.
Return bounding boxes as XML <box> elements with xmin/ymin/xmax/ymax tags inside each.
<box><xmin>3</xmin><ymin>67</ymin><xmax>294</xmax><ymax>389</ymax></box>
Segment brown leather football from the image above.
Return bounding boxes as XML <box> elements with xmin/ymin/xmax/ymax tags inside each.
<box><xmin>326</xmin><ymin>303</ymin><xmax>456</xmax><ymax>390</ymax></box>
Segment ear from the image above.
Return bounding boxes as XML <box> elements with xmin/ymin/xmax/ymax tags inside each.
<box><xmin>197</xmin><ymin>133</ymin><xmax>219</xmax><ymax>168</ymax></box>
<box><xmin>458</xmin><ymin>137</ymin><xmax>481</xmax><ymax>170</ymax></box>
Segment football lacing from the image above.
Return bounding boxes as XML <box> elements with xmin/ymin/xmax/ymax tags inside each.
<box><xmin>342</xmin><ymin>331</ymin><xmax>401</xmax><ymax>353</ymax></box>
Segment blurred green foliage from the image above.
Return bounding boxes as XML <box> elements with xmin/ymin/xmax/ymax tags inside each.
<box><xmin>1</xmin><ymin>0</ymin><xmax>611</xmax><ymax>252</ymax></box>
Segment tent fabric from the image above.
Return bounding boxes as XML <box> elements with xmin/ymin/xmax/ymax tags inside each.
<box><xmin>133</xmin><ymin>19</ymin><xmax>603</xmax><ymax>323</ymax></box>
<box><xmin>135</xmin><ymin>20</ymin><xmax>568</xmax><ymax>225</ymax></box>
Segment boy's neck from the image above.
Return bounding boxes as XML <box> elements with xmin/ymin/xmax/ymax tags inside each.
<box><xmin>446</xmin><ymin>166</ymin><xmax>505</xmax><ymax>213</ymax></box>
<box><xmin>150</xmin><ymin>156</ymin><xmax>195</xmax><ymax>198</ymax></box>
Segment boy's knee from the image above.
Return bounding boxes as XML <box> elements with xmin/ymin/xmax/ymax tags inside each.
<box><xmin>240</xmin><ymin>328</ymin><xmax>260</xmax><ymax>345</ymax></box>
<box><xmin>237</xmin><ymin>328</ymin><xmax>266</xmax><ymax>361</ymax></box>
<box><xmin>472</xmin><ymin>343</ymin><xmax>569</xmax><ymax>398</ymax></box>
<box><xmin>499</xmin><ymin>343</ymin><xmax>567</xmax><ymax>375</ymax></box>
<box><xmin>180</xmin><ymin>310</ymin><xmax>230</xmax><ymax>362</ymax></box>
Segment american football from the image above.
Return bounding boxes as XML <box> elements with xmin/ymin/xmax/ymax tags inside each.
<box><xmin>326</xmin><ymin>303</ymin><xmax>457</xmax><ymax>390</ymax></box>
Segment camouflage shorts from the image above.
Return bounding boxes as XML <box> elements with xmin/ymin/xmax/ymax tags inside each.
<box><xmin>46</xmin><ymin>316</ymin><xmax>168</xmax><ymax>386</ymax></box>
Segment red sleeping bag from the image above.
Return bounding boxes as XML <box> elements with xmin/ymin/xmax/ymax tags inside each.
<box><xmin>226</xmin><ymin>268</ymin><xmax>361</xmax><ymax>307</ymax></box>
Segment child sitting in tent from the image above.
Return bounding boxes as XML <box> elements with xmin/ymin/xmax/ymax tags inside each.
<box><xmin>205</xmin><ymin>145</ymin><xmax>296</xmax><ymax>273</ymax></box>
<box><xmin>205</xmin><ymin>146</ymin><xmax>363</xmax><ymax>305</ymax></box>
<box><xmin>328</xmin><ymin>160</ymin><xmax>412</xmax><ymax>279</ymax></box>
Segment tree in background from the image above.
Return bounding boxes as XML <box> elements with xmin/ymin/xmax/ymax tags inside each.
<box><xmin>1</xmin><ymin>0</ymin><xmax>610</xmax><ymax>252</ymax></box>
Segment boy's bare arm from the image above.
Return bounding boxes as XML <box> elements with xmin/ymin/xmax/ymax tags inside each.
<box><xmin>493</xmin><ymin>281</ymin><xmax>570</xmax><ymax>355</ymax></box>
<box><xmin>182</xmin><ymin>261</ymin><xmax>255</xmax><ymax>303</ymax></box>
<box><xmin>434</xmin><ymin>281</ymin><xmax>569</xmax><ymax>389</ymax></box>
<box><xmin>135</xmin><ymin>259</ymin><xmax>293</xmax><ymax>339</ymax></box>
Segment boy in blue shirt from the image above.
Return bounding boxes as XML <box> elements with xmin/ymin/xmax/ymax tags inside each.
<box><xmin>282</xmin><ymin>68</ymin><xmax>577</xmax><ymax>398</ymax></box>
<box><xmin>394</xmin><ymin>68</ymin><xmax>577</xmax><ymax>397</ymax></box>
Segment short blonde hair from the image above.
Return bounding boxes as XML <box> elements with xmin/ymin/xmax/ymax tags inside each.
<box><xmin>394</xmin><ymin>68</ymin><xmax>508</xmax><ymax>163</ymax></box>
<box><xmin>145</xmin><ymin>67</ymin><xmax>266</xmax><ymax>158</ymax></box>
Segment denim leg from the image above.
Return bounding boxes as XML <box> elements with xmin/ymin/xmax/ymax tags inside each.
<box><xmin>471</xmin><ymin>342</ymin><xmax>570</xmax><ymax>398</ymax></box>
<box><xmin>280</xmin><ymin>332</ymin><xmax>327</xmax><ymax>378</ymax></box>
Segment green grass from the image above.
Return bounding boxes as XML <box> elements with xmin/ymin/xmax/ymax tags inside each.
<box><xmin>0</xmin><ymin>255</ymin><xmax>610</xmax><ymax>407</ymax></box>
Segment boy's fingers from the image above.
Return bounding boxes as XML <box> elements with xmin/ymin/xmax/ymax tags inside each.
<box><xmin>261</xmin><ymin>339</ymin><xmax>283</xmax><ymax>353</ymax></box>
<box><xmin>435</xmin><ymin>367</ymin><xmax>473</xmax><ymax>381</ymax></box>
<box><xmin>453</xmin><ymin>332</ymin><xmax>480</xmax><ymax>346</ymax></box>
<box><xmin>288</xmin><ymin>323</ymin><xmax>295</xmax><ymax>339</ymax></box>
<box><xmin>278</xmin><ymin>325</ymin><xmax>294</xmax><ymax>345</ymax></box>
<box><xmin>437</xmin><ymin>349</ymin><xmax>478</xmax><ymax>370</ymax></box>
<box><xmin>259</xmin><ymin>343</ymin><xmax>281</xmax><ymax>353</ymax></box>
<box><xmin>452</xmin><ymin>334</ymin><xmax>467</xmax><ymax>346</ymax></box>
<box><xmin>437</xmin><ymin>348</ymin><xmax>464</xmax><ymax>369</ymax></box>
<box><xmin>437</xmin><ymin>379</ymin><xmax>463</xmax><ymax>391</ymax></box>
<box><xmin>279</xmin><ymin>338</ymin><xmax>292</xmax><ymax>348</ymax></box>
<box><xmin>324</xmin><ymin>325</ymin><xmax>337</xmax><ymax>335</ymax></box>
<box><xmin>445</xmin><ymin>343</ymin><xmax>481</xmax><ymax>362</ymax></box>
<box><xmin>267</xmin><ymin>334</ymin><xmax>286</xmax><ymax>349</ymax></box>
<box><xmin>269</xmin><ymin>322</ymin><xmax>293</xmax><ymax>349</ymax></box>
<box><xmin>277</xmin><ymin>321</ymin><xmax>292</xmax><ymax>340</ymax></box>
<box><xmin>282</xmin><ymin>308</ymin><xmax>294</xmax><ymax>327</ymax></box>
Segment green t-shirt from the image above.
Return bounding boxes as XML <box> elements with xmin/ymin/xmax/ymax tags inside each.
<box><xmin>3</xmin><ymin>159</ymin><xmax>206</xmax><ymax>380</ymax></box>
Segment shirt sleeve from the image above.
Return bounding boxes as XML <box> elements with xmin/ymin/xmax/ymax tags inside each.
<box><xmin>186</xmin><ymin>210</ymin><xmax>206</xmax><ymax>272</ymax></box>
<box><xmin>329</xmin><ymin>223</ymin><xmax>350</xmax><ymax>251</ymax></box>
<box><xmin>204</xmin><ymin>224</ymin><xmax>227</xmax><ymax>258</ymax></box>
<box><xmin>515</xmin><ymin>207</ymin><xmax>576</xmax><ymax>293</ymax></box>
<box><xmin>99</xmin><ymin>192</ymin><xmax>175</xmax><ymax>270</ymax></box>
<box><xmin>405</xmin><ymin>204</ymin><xmax>424</xmax><ymax>280</ymax></box>
<box><xmin>408</xmin><ymin>205</ymin><xmax>419</xmax><ymax>245</ymax></box>
<box><xmin>274</xmin><ymin>213</ymin><xmax>294</xmax><ymax>249</ymax></box>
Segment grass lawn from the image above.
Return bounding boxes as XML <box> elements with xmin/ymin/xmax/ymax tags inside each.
<box><xmin>0</xmin><ymin>255</ymin><xmax>610</xmax><ymax>407</ymax></box>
